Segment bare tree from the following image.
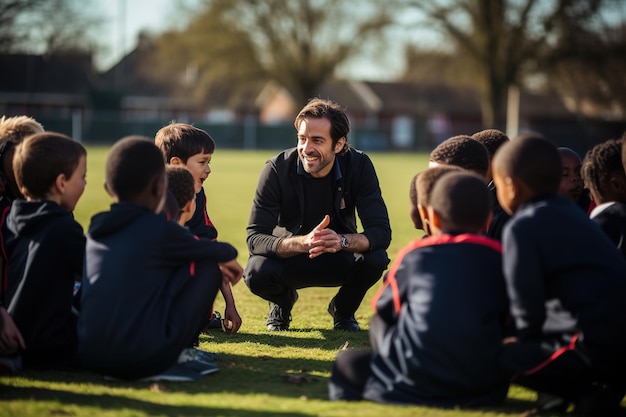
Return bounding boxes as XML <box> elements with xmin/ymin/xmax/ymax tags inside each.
<box><xmin>402</xmin><ymin>0</ymin><xmax>613</xmax><ymax>129</ymax></box>
<box><xmin>0</xmin><ymin>0</ymin><xmax>102</xmax><ymax>54</ymax></box>
<box><xmin>0</xmin><ymin>0</ymin><xmax>44</xmax><ymax>51</ymax></box>
<box><xmin>151</xmin><ymin>0</ymin><xmax>396</xmax><ymax>108</ymax></box>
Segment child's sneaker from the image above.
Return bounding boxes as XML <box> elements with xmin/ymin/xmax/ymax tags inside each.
<box><xmin>177</xmin><ymin>348</ymin><xmax>220</xmax><ymax>376</ymax></box>
<box><xmin>203</xmin><ymin>311</ymin><xmax>224</xmax><ymax>331</ymax></box>
<box><xmin>193</xmin><ymin>347</ymin><xmax>219</xmax><ymax>362</ymax></box>
<box><xmin>0</xmin><ymin>355</ymin><xmax>22</xmax><ymax>376</ymax></box>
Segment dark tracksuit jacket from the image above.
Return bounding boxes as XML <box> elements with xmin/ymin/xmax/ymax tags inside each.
<box><xmin>501</xmin><ymin>195</ymin><xmax>626</xmax><ymax>377</ymax></box>
<box><xmin>486</xmin><ymin>181</ymin><xmax>510</xmax><ymax>241</ymax></box>
<box><xmin>187</xmin><ymin>188</ymin><xmax>218</xmax><ymax>240</ymax></box>
<box><xmin>5</xmin><ymin>200</ymin><xmax>85</xmax><ymax>369</ymax></box>
<box><xmin>590</xmin><ymin>201</ymin><xmax>626</xmax><ymax>259</ymax></box>
<box><xmin>0</xmin><ymin>196</ymin><xmax>12</xmax><ymax>314</ymax></box>
<box><xmin>245</xmin><ymin>147</ymin><xmax>391</xmax><ymax>257</ymax></box>
<box><xmin>78</xmin><ymin>203</ymin><xmax>236</xmax><ymax>379</ymax></box>
<box><xmin>363</xmin><ymin>234</ymin><xmax>510</xmax><ymax>407</ymax></box>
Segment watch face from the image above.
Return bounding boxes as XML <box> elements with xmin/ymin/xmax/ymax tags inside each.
<box><xmin>341</xmin><ymin>235</ymin><xmax>349</xmax><ymax>248</ymax></box>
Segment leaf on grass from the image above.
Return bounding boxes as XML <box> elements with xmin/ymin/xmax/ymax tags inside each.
<box><xmin>150</xmin><ymin>382</ymin><xmax>167</xmax><ymax>392</ymax></box>
<box><xmin>280</xmin><ymin>373</ymin><xmax>319</xmax><ymax>384</ymax></box>
<box><xmin>340</xmin><ymin>341</ymin><xmax>349</xmax><ymax>350</ymax></box>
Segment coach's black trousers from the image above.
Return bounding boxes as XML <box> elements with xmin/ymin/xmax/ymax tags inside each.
<box><xmin>244</xmin><ymin>248</ymin><xmax>389</xmax><ymax>316</ymax></box>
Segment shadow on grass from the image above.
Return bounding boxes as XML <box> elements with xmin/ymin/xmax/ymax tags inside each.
<box><xmin>0</xmin><ymin>384</ymin><xmax>309</xmax><ymax>416</ymax></box>
<box><xmin>202</xmin><ymin>328</ymin><xmax>371</xmax><ymax>351</ymax></box>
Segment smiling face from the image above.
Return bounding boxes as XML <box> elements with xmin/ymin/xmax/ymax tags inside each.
<box><xmin>172</xmin><ymin>152</ymin><xmax>212</xmax><ymax>194</ymax></box>
<box><xmin>59</xmin><ymin>155</ymin><xmax>87</xmax><ymax>212</ymax></box>
<box><xmin>296</xmin><ymin>117</ymin><xmax>345</xmax><ymax>178</ymax></box>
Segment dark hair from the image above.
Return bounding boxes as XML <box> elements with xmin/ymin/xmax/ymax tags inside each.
<box><xmin>13</xmin><ymin>132</ymin><xmax>86</xmax><ymax>199</ymax></box>
<box><xmin>494</xmin><ymin>133</ymin><xmax>561</xmax><ymax>195</ymax></box>
<box><xmin>106</xmin><ymin>136</ymin><xmax>165</xmax><ymax>201</ymax></box>
<box><xmin>430</xmin><ymin>171</ymin><xmax>492</xmax><ymax>232</ymax></box>
<box><xmin>582</xmin><ymin>138</ymin><xmax>624</xmax><ymax>203</ymax></box>
<box><xmin>430</xmin><ymin>135</ymin><xmax>489</xmax><ymax>177</ymax></box>
<box><xmin>416</xmin><ymin>165</ymin><xmax>463</xmax><ymax>208</ymax></box>
<box><xmin>162</xmin><ymin>190</ymin><xmax>180</xmax><ymax>222</ymax></box>
<box><xmin>471</xmin><ymin>129</ymin><xmax>510</xmax><ymax>160</ymax></box>
<box><xmin>155</xmin><ymin>122</ymin><xmax>216</xmax><ymax>163</ymax></box>
<box><xmin>409</xmin><ymin>172</ymin><xmax>419</xmax><ymax>208</ymax></box>
<box><xmin>166</xmin><ymin>165</ymin><xmax>195</xmax><ymax>209</ymax></box>
<box><xmin>558</xmin><ymin>147</ymin><xmax>582</xmax><ymax>163</ymax></box>
<box><xmin>294</xmin><ymin>98</ymin><xmax>350</xmax><ymax>155</ymax></box>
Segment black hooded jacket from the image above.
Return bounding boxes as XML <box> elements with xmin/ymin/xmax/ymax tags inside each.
<box><xmin>5</xmin><ymin>200</ymin><xmax>85</xmax><ymax>366</ymax></box>
<box><xmin>78</xmin><ymin>203</ymin><xmax>236</xmax><ymax>374</ymax></box>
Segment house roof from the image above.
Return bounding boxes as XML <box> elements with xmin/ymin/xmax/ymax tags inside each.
<box><xmin>99</xmin><ymin>34</ymin><xmax>173</xmax><ymax>96</ymax></box>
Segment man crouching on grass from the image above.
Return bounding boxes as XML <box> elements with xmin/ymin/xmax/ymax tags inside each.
<box><xmin>243</xmin><ymin>98</ymin><xmax>391</xmax><ymax>332</ymax></box>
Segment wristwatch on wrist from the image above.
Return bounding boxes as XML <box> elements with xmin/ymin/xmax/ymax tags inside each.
<box><xmin>340</xmin><ymin>234</ymin><xmax>349</xmax><ymax>249</ymax></box>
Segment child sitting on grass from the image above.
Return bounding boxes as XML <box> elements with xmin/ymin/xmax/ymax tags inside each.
<box><xmin>78</xmin><ymin>136</ymin><xmax>238</xmax><ymax>381</ymax></box>
<box><xmin>3</xmin><ymin>132</ymin><xmax>86</xmax><ymax>371</ymax></box>
<box><xmin>166</xmin><ymin>165</ymin><xmax>240</xmax><ymax>333</ymax></box>
<box><xmin>329</xmin><ymin>171</ymin><xmax>510</xmax><ymax>407</ymax></box>
<box><xmin>493</xmin><ymin>134</ymin><xmax>626</xmax><ymax>416</ymax></box>
<box><xmin>155</xmin><ymin>123</ymin><xmax>243</xmax><ymax>333</ymax></box>
<box><xmin>0</xmin><ymin>116</ymin><xmax>44</xmax><ymax>374</ymax></box>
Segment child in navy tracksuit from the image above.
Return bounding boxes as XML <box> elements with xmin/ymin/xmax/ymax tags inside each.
<box><xmin>4</xmin><ymin>132</ymin><xmax>86</xmax><ymax>370</ymax></box>
<box><xmin>581</xmin><ymin>138</ymin><xmax>626</xmax><ymax>258</ymax></box>
<box><xmin>78</xmin><ymin>137</ymin><xmax>238</xmax><ymax>380</ymax></box>
<box><xmin>329</xmin><ymin>172</ymin><xmax>510</xmax><ymax>407</ymax></box>
<box><xmin>155</xmin><ymin>123</ymin><xmax>243</xmax><ymax>333</ymax></box>
<box><xmin>493</xmin><ymin>134</ymin><xmax>626</xmax><ymax>416</ymax></box>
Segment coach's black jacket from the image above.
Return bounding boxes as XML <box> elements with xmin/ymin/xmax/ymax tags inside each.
<box><xmin>246</xmin><ymin>147</ymin><xmax>391</xmax><ymax>257</ymax></box>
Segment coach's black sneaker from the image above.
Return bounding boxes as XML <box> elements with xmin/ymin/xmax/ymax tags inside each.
<box><xmin>266</xmin><ymin>290</ymin><xmax>298</xmax><ymax>331</ymax></box>
<box><xmin>328</xmin><ymin>298</ymin><xmax>360</xmax><ymax>331</ymax></box>
<box><xmin>266</xmin><ymin>303</ymin><xmax>291</xmax><ymax>331</ymax></box>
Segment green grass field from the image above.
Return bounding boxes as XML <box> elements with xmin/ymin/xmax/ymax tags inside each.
<box><xmin>0</xmin><ymin>147</ymin><xmax>549</xmax><ymax>416</ymax></box>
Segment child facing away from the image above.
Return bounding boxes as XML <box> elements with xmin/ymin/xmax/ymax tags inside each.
<box><xmin>0</xmin><ymin>116</ymin><xmax>44</xmax><ymax>372</ymax></box>
<box><xmin>329</xmin><ymin>171</ymin><xmax>510</xmax><ymax>407</ymax></box>
<box><xmin>78</xmin><ymin>136</ymin><xmax>240</xmax><ymax>381</ymax></box>
<box><xmin>3</xmin><ymin>132</ymin><xmax>86</xmax><ymax>371</ymax></box>
<box><xmin>155</xmin><ymin>123</ymin><xmax>243</xmax><ymax>332</ymax></box>
<box><xmin>414</xmin><ymin>165</ymin><xmax>462</xmax><ymax>237</ymax></box>
<box><xmin>408</xmin><ymin>165</ymin><xmax>463</xmax><ymax>233</ymax></box>
<box><xmin>493</xmin><ymin>134</ymin><xmax>626</xmax><ymax>416</ymax></box>
<box><xmin>582</xmin><ymin>138</ymin><xmax>626</xmax><ymax>258</ymax></box>
<box><xmin>428</xmin><ymin>135</ymin><xmax>490</xmax><ymax>179</ymax></box>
